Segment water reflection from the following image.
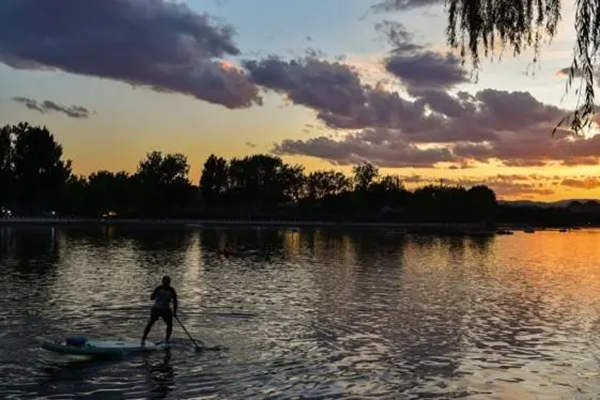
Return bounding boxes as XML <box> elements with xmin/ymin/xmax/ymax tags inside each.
<box><xmin>145</xmin><ymin>349</ymin><xmax>175</xmax><ymax>399</ymax></box>
<box><xmin>2</xmin><ymin>226</ymin><xmax>600</xmax><ymax>398</ymax></box>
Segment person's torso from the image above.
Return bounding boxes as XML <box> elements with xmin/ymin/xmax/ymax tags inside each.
<box><xmin>153</xmin><ymin>286</ymin><xmax>173</xmax><ymax>310</ymax></box>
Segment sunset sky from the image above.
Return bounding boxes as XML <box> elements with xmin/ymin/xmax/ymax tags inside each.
<box><xmin>1</xmin><ymin>0</ymin><xmax>598</xmax><ymax>200</ymax></box>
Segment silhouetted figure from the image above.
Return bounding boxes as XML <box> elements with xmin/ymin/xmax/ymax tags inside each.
<box><xmin>142</xmin><ymin>275</ymin><xmax>178</xmax><ymax>345</ymax></box>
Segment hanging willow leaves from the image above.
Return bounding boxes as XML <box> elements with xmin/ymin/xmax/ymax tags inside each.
<box><xmin>446</xmin><ymin>0</ymin><xmax>600</xmax><ymax>134</ymax></box>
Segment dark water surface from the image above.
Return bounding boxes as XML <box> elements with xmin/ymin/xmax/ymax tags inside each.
<box><xmin>2</xmin><ymin>225</ymin><xmax>600</xmax><ymax>399</ymax></box>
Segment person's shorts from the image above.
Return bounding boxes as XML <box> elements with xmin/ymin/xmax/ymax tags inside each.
<box><xmin>150</xmin><ymin>307</ymin><xmax>172</xmax><ymax>325</ymax></box>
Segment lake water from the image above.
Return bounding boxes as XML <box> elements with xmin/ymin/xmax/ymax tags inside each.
<box><xmin>2</xmin><ymin>225</ymin><xmax>600</xmax><ymax>399</ymax></box>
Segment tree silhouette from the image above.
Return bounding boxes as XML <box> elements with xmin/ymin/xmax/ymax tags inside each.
<box><xmin>134</xmin><ymin>151</ymin><xmax>195</xmax><ymax>216</ymax></box>
<box><xmin>280</xmin><ymin>163</ymin><xmax>305</xmax><ymax>202</ymax></box>
<box><xmin>305</xmin><ymin>170</ymin><xmax>351</xmax><ymax>200</ymax></box>
<box><xmin>8</xmin><ymin>123</ymin><xmax>72</xmax><ymax>213</ymax></box>
<box><xmin>0</xmin><ymin>126</ymin><xmax>12</xmax><ymax>208</ymax></box>
<box><xmin>62</xmin><ymin>175</ymin><xmax>88</xmax><ymax>216</ymax></box>
<box><xmin>467</xmin><ymin>185</ymin><xmax>497</xmax><ymax>222</ymax></box>
<box><xmin>87</xmin><ymin>170</ymin><xmax>133</xmax><ymax>216</ymax></box>
<box><xmin>353</xmin><ymin>162</ymin><xmax>379</xmax><ymax>191</ymax></box>
<box><xmin>0</xmin><ymin>123</ymin><xmax>506</xmax><ymax>223</ymax></box>
<box><xmin>227</xmin><ymin>154</ymin><xmax>300</xmax><ymax>211</ymax></box>
<box><xmin>199</xmin><ymin>154</ymin><xmax>229</xmax><ymax>206</ymax></box>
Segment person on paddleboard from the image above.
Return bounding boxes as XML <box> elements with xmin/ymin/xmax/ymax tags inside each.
<box><xmin>142</xmin><ymin>275</ymin><xmax>178</xmax><ymax>345</ymax></box>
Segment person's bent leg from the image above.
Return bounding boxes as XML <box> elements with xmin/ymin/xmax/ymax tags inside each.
<box><xmin>142</xmin><ymin>320</ymin><xmax>154</xmax><ymax>343</ymax></box>
<box><xmin>142</xmin><ymin>308</ymin><xmax>159</xmax><ymax>344</ymax></box>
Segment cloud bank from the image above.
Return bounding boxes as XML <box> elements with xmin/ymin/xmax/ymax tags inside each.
<box><xmin>247</xmin><ymin>52</ymin><xmax>588</xmax><ymax>168</ymax></box>
<box><xmin>0</xmin><ymin>0</ymin><xmax>260</xmax><ymax>108</ymax></box>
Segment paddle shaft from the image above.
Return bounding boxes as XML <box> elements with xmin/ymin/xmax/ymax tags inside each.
<box><xmin>175</xmin><ymin>315</ymin><xmax>204</xmax><ymax>348</ymax></box>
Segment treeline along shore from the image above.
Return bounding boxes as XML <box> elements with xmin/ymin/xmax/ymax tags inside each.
<box><xmin>1</xmin><ymin>122</ymin><xmax>598</xmax><ymax>227</ymax></box>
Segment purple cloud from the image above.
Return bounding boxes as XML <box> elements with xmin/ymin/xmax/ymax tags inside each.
<box><xmin>244</xmin><ymin>57</ymin><xmax>365</xmax><ymax>115</ymax></box>
<box><xmin>273</xmin><ymin>129</ymin><xmax>454</xmax><ymax>167</ymax></box>
<box><xmin>13</xmin><ymin>97</ymin><xmax>91</xmax><ymax>118</ymax></box>
<box><xmin>374</xmin><ymin>20</ymin><xmax>423</xmax><ymax>52</ymax></box>
<box><xmin>0</xmin><ymin>0</ymin><xmax>260</xmax><ymax>108</ymax></box>
<box><xmin>385</xmin><ymin>52</ymin><xmax>469</xmax><ymax>92</ymax></box>
<box><xmin>270</xmin><ymin>79</ymin><xmax>584</xmax><ymax>167</ymax></box>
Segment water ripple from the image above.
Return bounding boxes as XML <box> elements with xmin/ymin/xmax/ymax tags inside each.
<box><xmin>2</xmin><ymin>227</ymin><xmax>600</xmax><ymax>398</ymax></box>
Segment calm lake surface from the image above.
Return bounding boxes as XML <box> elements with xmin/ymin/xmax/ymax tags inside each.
<box><xmin>2</xmin><ymin>225</ymin><xmax>600</xmax><ymax>399</ymax></box>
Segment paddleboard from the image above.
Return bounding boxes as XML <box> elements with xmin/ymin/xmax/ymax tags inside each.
<box><xmin>39</xmin><ymin>338</ymin><xmax>170</xmax><ymax>356</ymax></box>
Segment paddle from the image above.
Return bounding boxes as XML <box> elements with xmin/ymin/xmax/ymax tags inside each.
<box><xmin>174</xmin><ymin>315</ymin><xmax>205</xmax><ymax>351</ymax></box>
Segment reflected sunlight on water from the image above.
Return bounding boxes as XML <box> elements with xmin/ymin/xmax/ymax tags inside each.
<box><xmin>1</xmin><ymin>226</ymin><xmax>600</xmax><ymax>398</ymax></box>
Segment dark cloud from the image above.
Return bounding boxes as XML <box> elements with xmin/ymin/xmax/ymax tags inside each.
<box><xmin>273</xmin><ymin>129</ymin><xmax>454</xmax><ymax>167</ymax></box>
<box><xmin>249</xmin><ymin>54</ymin><xmax>586</xmax><ymax>166</ymax></box>
<box><xmin>473</xmin><ymin>90</ymin><xmax>562</xmax><ymax>130</ymax></box>
<box><xmin>246</xmin><ymin>52</ymin><xmax>596</xmax><ymax>168</ymax></box>
<box><xmin>244</xmin><ymin>57</ymin><xmax>365</xmax><ymax>115</ymax></box>
<box><xmin>385</xmin><ymin>52</ymin><xmax>469</xmax><ymax>92</ymax></box>
<box><xmin>415</xmin><ymin>90</ymin><xmax>472</xmax><ymax>117</ymax></box>
<box><xmin>245</xmin><ymin>141</ymin><xmax>257</xmax><ymax>148</ymax></box>
<box><xmin>374</xmin><ymin>20</ymin><xmax>422</xmax><ymax>52</ymax></box>
<box><xmin>452</xmin><ymin>122</ymin><xmax>600</xmax><ymax>167</ymax></box>
<box><xmin>13</xmin><ymin>96</ymin><xmax>44</xmax><ymax>113</ymax></box>
<box><xmin>0</xmin><ymin>0</ymin><xmax>260</xmax><ymax>108</ymax></box>
<box><xmin>245</xmin><ymin>57</ymin><xmax>448</xmax><ymax>135</ymax></box>
<box><xmin>371</xmin><ymin>0</ymin><xmax>443</xmax><ymax>12</ymax></box>
<box><xmin>13</xmin><ymin>97</ymin><xmax>91</xmax><ymax>118</ymax></box>
<box><xmin>317</xmin><ymin>87</ymin><xmax>443</xmax><ymax>133</ymax></box>
<box><xmin>271</xmin><ymin>79</ymin><xmax>587</xmax><ymax>167</ymax></box>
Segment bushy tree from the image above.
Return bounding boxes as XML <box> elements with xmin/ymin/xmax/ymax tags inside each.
<box><xmin>305</xmin><ymin>170</ymin><xmax>352</xmax><ymax>199</ymax></box>
<box><xmin>199</xmin><ymin>154</ymin><xmax>229</xmax><ymax>206</ymax></box>
<box><xmin>4</xmin><ymin>123</ymin><xmax>72</xmax><ymax>213</ymax></box>
<box><xmin>353</xmin><ymin>162</ymin><xmax>379</xmax><ymax>191</ymax></box>
<box><xmin>467</xmin><ymin>185</ymin><xmax>497</xmax><ymax>221</ymax></box>
<box><xmin>87</xmin><ymin>170</ymin><xmax>133</xmax><ymax>216</ymax></box>
<box><xmin>0</xmin><ymin>126</ymin><xmax>13</xmax><ymax>207</ymax></box>
<box><xmin>134</xmin><ymin>151</ymin><xmax>195</xmax><ymax>216</ymax></box>
<box><xmin>227</xmin><ymin>154</ymin><xmax>299</xmax><ymax>209</ymax></box>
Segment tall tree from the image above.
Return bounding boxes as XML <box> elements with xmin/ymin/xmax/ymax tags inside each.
<box><xmin>137</xmin><ymin>151</ymin><xmax>189</xmax><ymax>186</ymax></box>
<box><xmin>305</xmin><ymin>170</ymin><xmax>351</xmax><ymax>199</ymax></box>
<box><xmin>353</xmin><ymin>162</ymin><xmax>379</xmax><ymax>191</ymax></box>
<box><xmin>0</xmin><ymin>126</ymin><xmax>13</xmax><ymax>207</ymax></box>
<box><xmin>10</xmin><ymin>123</ymin><xmax>72</xmax><ymax>213</ymax></box>
<box><xmin>227</xmin><ymin>154</ymin><xmax>298</xmax><ymax>209</ymax></box>
<box><xmin>280</xmin><ymin>164</ymin><xmax>306</xmax><ymax>202</ymax></box>
<box><xmin>199</xmin><ymin>154</ymin><xmax>229</xmax><ymax>206</ymax></box>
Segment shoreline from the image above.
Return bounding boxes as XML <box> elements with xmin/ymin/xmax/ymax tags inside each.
<box><xmin>0</xmin><ymin>217</ymin><xmax>584</xmax><ymax>233</ymax></box>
